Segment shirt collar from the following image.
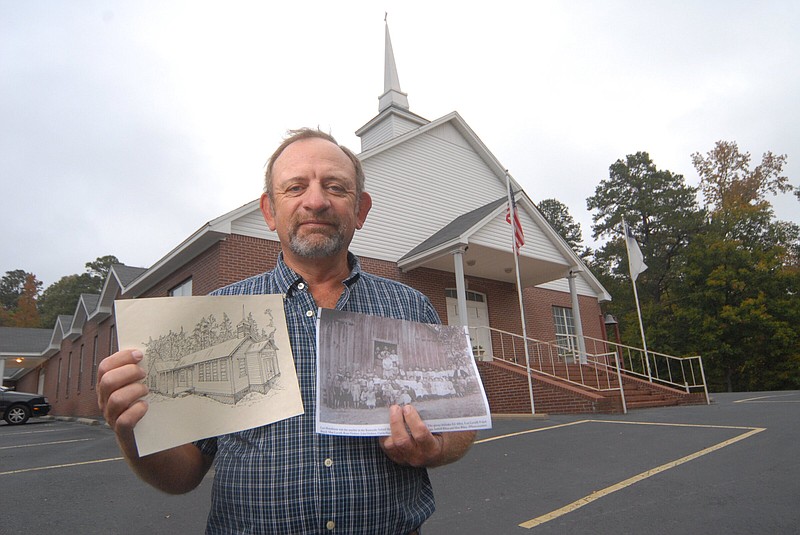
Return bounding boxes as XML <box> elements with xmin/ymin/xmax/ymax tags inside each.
<box><xmin>275</xmin><ymin>252</ymin><xmax>362</xmax><ymax>295</ymax></box>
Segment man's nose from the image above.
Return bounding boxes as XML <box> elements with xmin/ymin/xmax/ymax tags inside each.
<box><xmin>301</xmin><ymin>182</ymin><xmax>331</xmax><ymax>211</ymax></box>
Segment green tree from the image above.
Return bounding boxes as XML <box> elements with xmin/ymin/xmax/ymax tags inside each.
<box><xmin>678</xmin><ymin>233</ymin><xmax>800</xmax><ymax>391</ymax></box>
<box><xmin>37</xmin><ymin>255</ymin><xmax>120</xmax><ymax>328</ymax></box>
<box><xmin>587</xmin><ymin>152</ymin><xmax>702</xmax><ymax>297</ymax></box>
<box><xmin>85</xmin><ymin>255</ymin><xmax>120</xmax><ymax>279</ymax></box>
<box><xmin>537</xmin><ymin>198</ymin><xmax>591</xmax><ymax>259</ymax></box>
<box><xmin>38</xmin><ymin>273</ymin><xmax>99</xmax><ymax>328</ymax></box>
<box><xmin>586</xmin><ymin>152</ymin><xmax>702</xmax><ymax>352</ymax></box>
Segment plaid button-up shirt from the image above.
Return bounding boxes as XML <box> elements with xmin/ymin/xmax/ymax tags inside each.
<box><xmin>196</xmin><ymin>253</ymin><xmax>440</xmax><ymax>534</ymax></box>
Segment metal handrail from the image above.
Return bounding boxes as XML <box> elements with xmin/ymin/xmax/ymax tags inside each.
<box><xmin>577</xmin><ymin>334</ymin><xmax>709</xmax><ymax>404</ymax></box>
<box><xmin>470</xmin><ymin>326</ymin><xmax>710</xmax><ymax>409</ymax></box>
<box><xmin>471</xmin><ymin>326</ymin><xmax>627</xmax><ymax>413</ymax></box>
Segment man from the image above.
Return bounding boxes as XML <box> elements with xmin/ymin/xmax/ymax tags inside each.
<box><xmin>97</xmin><ymin>128</ymin><xmax>476</xmax><ymax>534</ymax></box>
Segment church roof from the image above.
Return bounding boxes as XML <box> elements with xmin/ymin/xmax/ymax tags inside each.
<box><xmin>399</xmin><ymin>196</ymin><xmax>509</xmax><ymax>261</ymax></box>
<box><xmin>0</xmin><ymin>327</ymin><xmax>52</xmax><ymax>354</ymax></box>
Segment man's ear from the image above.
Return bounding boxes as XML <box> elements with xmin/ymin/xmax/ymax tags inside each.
<box><xmin>355</xmin><ymin>192</ymin><xmax>372</xmax><ymax>230</ymax></box>
<box><xmin>260</xmin><ymin>193</ymin><xmax>277</xmax><ymax>231</ymax></box>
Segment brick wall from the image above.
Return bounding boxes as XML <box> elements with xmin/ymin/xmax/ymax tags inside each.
<box><xmin>36</xmin><ymin>301</ymin><xmax>118</xmax><ymax>418</ymax></box>
<box><xmin>477</xmin><ymin>361</ymin><xmax>617</xmax><ymax>415</ymax></box>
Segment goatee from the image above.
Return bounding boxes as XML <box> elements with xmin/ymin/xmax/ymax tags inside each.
<box><xmin>287</xmin><ymin>226</ymin><xmax>347</xmax><ymax>258</ymax></box>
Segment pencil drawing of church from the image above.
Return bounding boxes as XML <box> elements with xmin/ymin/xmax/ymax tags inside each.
<box><xmin>145</xmin><ymin>312</ymin><xmax>281</xmax><ymax>405</ymax></box>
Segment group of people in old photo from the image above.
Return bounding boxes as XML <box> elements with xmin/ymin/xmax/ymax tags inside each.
<box><xmin>322</xmin><ymin>342</ymin><xmax>479</xmax><ymax>411</ymax></box>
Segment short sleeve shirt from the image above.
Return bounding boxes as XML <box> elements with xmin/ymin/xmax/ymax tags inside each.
<box><xmin>196</xmin><ymin>253</ymin><xmax>441</xmax><ymax>534</ymax></box>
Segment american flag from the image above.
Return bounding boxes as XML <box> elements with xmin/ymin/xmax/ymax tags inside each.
<box><xmin>506</xmin><ymin>188</ymin><xmax>525</xmax><ymax>254</ymax></box>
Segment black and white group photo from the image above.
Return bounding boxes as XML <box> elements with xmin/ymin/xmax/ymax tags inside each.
<box><xmin>316</xmin><ymin>308</ymin><xmax>491</xmax><ymax>435</ymax></box>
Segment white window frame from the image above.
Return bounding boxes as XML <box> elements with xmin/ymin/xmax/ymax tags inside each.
<box><xmin>169</xmin><ymin>278</ymin><xmax>193</xmax><ymax>297</ymax></box>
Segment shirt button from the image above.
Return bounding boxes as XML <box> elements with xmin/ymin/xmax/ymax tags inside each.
<box><xmin>326</xmin><ymin>520</ymin><xmax>335</xmax><ymax>531</ymax></box>
<box><xmin>297</xmin><ymin>282</ymin><xmax>305</xmax><ymax>290</ymax></box>
<box><xmin>324</xmin><ymin>458</ymin><xmax>333</xmax><ymax>467</ymax></box>
<box><xmin>306</xmin><ymin>310</ymin><xmax>314</xmax><ymax>317</ymax></box>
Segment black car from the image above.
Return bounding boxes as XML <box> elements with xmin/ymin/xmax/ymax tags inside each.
<box><xmin>0</xmin><ymin>385</ymin><xmax>51</xmax><ymax>425</ymax></box>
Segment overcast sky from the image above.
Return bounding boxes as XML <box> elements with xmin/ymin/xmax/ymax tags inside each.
<box><xmin>2</xmin><ymin>1</ymin><xmax>798</xmax><ymax>288</ymax></box>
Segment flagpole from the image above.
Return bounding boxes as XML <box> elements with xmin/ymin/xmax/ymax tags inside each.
<box><xmin>506</xmin><ymin>171</ymin><xmax>535</xmax><ymax>414</ymax></box>
<box><xmin>623</xmin><ymin>220</ymin><xmax>652</xmax><ymax>382</ymax></box>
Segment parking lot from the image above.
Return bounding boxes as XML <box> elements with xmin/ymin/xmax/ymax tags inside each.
<box><xmin>2</xmin><ymin>391</ymin><xmax>798</xmax><ymax>534</ymax></box>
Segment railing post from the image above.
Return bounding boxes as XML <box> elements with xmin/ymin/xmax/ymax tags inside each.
<box><xmin>613</xmin><ymin>349</ymin><xmax>627</xmax><ymax>414</ymax></box>
<box><xmin>698</xmin><ymin>356</ymin><xmax>711</xmax><ymax>405</ymax></box>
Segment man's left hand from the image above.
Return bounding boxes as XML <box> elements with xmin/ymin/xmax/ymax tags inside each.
<box><xmin>379</xmin><ymin>404</ymin><xmax>445</xmax><ymax>467</ymax></box>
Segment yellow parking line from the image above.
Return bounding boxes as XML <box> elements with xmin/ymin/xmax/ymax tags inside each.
<box><xmin>475</xmin><ymin>420</ymin><xmax>589</xmax><ymax>444</ymax></box>
<box><xmin>0</xmin><ymin>456</ymin><xmax>124</xmax><ymax>476</ymax></box>
<box><xmin>590</xmin><ymin>419</ymin><xmax>758</xmax><ymax>431</ymax></box>
<box><xmin>0</xmin><ymin>438</ymin><xmax>93</xmax><ymax>450</ymax></box>
<box><xmin>518</xmin><ymin>423</ymin><xmax>765</xmax><ymax>529</ymax></box>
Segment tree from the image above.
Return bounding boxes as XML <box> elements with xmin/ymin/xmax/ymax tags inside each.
<box><xmin>37</xmin><ymin>255</ymin><xmax>121</xmax><ymax>328</ymax></box>
<box><xmin>692</xmin><ymin>141</ymin><xmax>791</xmax><ymax>214</ymax></box>
<box><xmin>673</xmin><ymin>141</ymin><xmax>799</xmax><ymax>391</ymax></box>
<box><xmin>677</xmin><ymin>226</ymin><xmax>799</xmax><ymax>391</ymax></box>
<box><xmin>586</xmin><ymin>152</ymin><xmax>702</xmax><ymax>351</ymax></box>
<box><xmin>12</xmin><ymin>274</ymin><xmax>42</xmax><ymax>327</ymax></box>
<box><xmin>37</xmin><ymin>273</ymin><xmax>99</xmax><ymax>328</ymax></box>
<box><xmin>537</xmin><ymin>198</ymin><xmax>590</xmax><ymax>259</ymax></box>
<box><xmin>0</xmin><ymin>269</ymin><xmax>40</xmax><ymax>311</ymax></box>
<box><xmin>0</xmin><ymin>270</ymin><xmax>43</xmax><ymax>327</ymax></box>
<box><xmin>85</xmin><ymin>255</ymin><xmax>120</xmax><ymax>279</ymax></box>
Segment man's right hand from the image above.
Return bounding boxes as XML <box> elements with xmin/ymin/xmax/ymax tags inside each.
<box><xmin>96</xmin><ymin>349</ymin><xmax>149</xmax><ymax>459</ymax></box>
<box><xmin>96</xmin><ymin>349</ymin><xmax>213</xmax><ymax>494</ymax></box>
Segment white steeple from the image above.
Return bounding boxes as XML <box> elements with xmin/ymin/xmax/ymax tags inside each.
<box><xmin>355</xmin><ymin>16</ymin><xmax>429</xmax><ymax>152</ymax></box>
<box><xmin>379</xmin><ymin>20</ymin><xmax>409</xmax><ymax>111</ymax></box>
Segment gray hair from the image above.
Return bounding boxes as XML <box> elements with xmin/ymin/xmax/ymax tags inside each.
<box><xmin>263</xmin><ymin>128</ymin><xmax>365</xmax><ymax>202</ymax></box>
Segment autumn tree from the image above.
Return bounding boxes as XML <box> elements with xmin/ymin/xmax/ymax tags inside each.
<box><xmin>12</xmin><ymin>273</ymin><xmax>42</xmax><ymax>327</ymax></box>
<box><xmin>1</xmin><ymin>270</ymin><xmax>40</xmax><ymax>309</ymax></box>
<box><xmin>692</xmin><ymin>141</ymin><xmax>792</xmax><ymax>214</ymax></box>
<box><xmin>0</xmin><ymin>270</ymin><xmax>42</xmax><ymax>326</ymax></box>
<box><xmin>676</xmin><ymin>141</ymin><xmax>800</xmax><ymax>391</ymax></box>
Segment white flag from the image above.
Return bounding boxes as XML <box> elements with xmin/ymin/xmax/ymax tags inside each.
<box><xmin>624</xmin><ymin>222</ymin><xmax>647</xmax><ymax>281</ymax></box>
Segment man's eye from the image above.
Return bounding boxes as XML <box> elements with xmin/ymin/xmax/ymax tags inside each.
<box><xmin>327</xmin><ymin>184</ymin><xmax>348</xmax><ymax>194</ymax></box>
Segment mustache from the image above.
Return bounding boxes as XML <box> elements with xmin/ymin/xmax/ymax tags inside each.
<box><xmin>293</xmin><ymin>215</ymin><xmax>340</xmax><ymax>226</ymax></box>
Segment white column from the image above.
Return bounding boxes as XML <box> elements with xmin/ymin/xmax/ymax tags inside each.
<box><xmin>452</xmin><ymin>248</ymin><xmax>470</xmax><ymax>327</ymax></box>
<box><xmin>567</xmin><ymin>270</ymin><xmax>588</xmax><ymax>364</ymax></box>
<box><xmin>0</xmin><ymin>358</ymin><xmax>5</xmax><ymax>386</ymax></box>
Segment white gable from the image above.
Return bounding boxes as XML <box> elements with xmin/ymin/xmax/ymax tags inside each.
<box><xmin>359</xmin><ymin>113</ymin><xmax>425</xmax><ymax>152</ymax></box>
<box><xmin>352</xmin><ymin>121</ymin><xmax>507</xmax><ymax>261</ymax></box>
<box><xmin>426</xmin><ymin>122</ymin><xmax>473</xmax><ymax>150</ymax></box>
<box><xmin>470</xmin><ymin>210</ymin><xmax>569</xmax><ymax>266</ymax></box>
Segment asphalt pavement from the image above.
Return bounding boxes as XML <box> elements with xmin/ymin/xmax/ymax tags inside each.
<box><xmin>1</xmin><ymin>391</ymin><xmax>798</xmax><ymax>534</ymax></box>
